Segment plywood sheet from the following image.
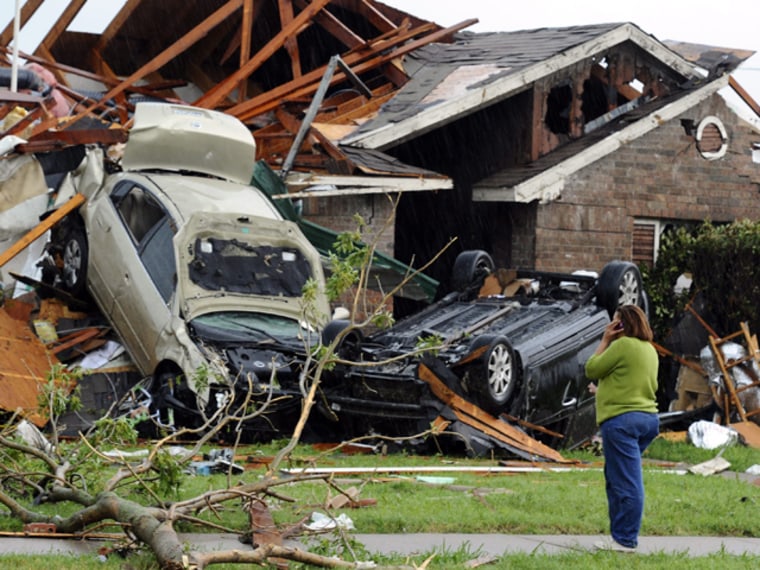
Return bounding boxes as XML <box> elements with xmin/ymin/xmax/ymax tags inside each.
<box><xmin>0</xmin><ymin>308</ymin><xmax>59</xmax><ymax>426</ymax></box>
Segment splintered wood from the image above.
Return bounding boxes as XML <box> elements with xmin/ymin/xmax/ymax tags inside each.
<box><xmin>0</xmin><ymin>308</ymin><xmax>59</xmax><ymax>425</ymax></box>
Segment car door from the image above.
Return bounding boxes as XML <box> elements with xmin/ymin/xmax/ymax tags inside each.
<box><xmin>88</xmin><ymin>180</ymin><xmax>176</xmax><ymax>374</ymax></box>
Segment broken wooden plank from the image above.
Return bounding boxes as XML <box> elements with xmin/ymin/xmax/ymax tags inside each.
<box><xmin>730</xmin><ymin>422</ymin><xmax>760</xmax><ymax>449</ymax></box>
<box><xmin>418</xmin><ymin>361</ymin><xmax>570</xmax><ymax>463</ymax></box>
<box><xmin>0</xmin><ymin>193</ymin><xmax>85</xmax><ymax>269</ymax></box>
<box><xmin>49</xmin><ymin>327</ymin><xmax>104</xmax><ymax>356</ymax></box>
<box><xmin>248</xmin><ymin>500</ymin><xmax>288</xmax><ymax>570</ymax></box>
<box><xmin>15</xmin><ymin>127</ymin><xmax>128</xmax><ymax>153</ymax></box>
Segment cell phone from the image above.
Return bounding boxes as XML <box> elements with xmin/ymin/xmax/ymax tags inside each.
<box><xmin>614</xmin><ymin>321</ymin><xmax>624</xmax><ymax>330</ymax></box>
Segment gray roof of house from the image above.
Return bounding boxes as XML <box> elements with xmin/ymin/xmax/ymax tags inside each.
<box><xmin>350</xmin><ymin>23</ymin><xmax>631</xmax><ymax>136</ymax></box>
<box><xmin>342</xmin><ymin>22</ymin><xmax>700</xmax><ymax>150</ymax></box>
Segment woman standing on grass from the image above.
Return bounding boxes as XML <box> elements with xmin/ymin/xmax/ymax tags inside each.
<box><xmin>585</xmin><ymin>304</ymin><xmax>659</xmax><ymax>553</ymax></box>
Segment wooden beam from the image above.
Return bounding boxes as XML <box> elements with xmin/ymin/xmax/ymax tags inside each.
<box><xmin>228</xmin><ymin>21</ymin><xmax>430</xmax><ymax>121</ymax></box>
<box><xmin>193</xmin><ymin>0</ymin><xmax>331</xmax><ymax>109</ymax></box>
<box><xmin>220</xmin><ymin>0</ymin><xmax>265</xmax><ymax>65</ymax></box>
<box><xmin>231</xmin><ymin>20</ymin><xmax>471</xmax><ymax>122</ymax></box>
<box><xmin>0</xmin><ymin>0</ymin><xmax>45</xmax><ymax>47</ymax></box>
<box><xmin>729</xmin><ymin>75</ymin><xmax>760</xmax><ymax>118</ymax></box>
<box><xmin>294</xmin><ymin>0</ymin><xmax>365</xmax><ymax>50</ymax></box>
<box><xmin>356</xmin><ymin>0</ymin><xmax>396</xmax><ymax>32</ymax></box>
<box><xmin>238</xmin><ymin>0</ymin><xmax>254</xmax><ymax>101</ymax></box>
<box><xmin>333</xmin><ymin>0</ymin><xmax>395</xmax><ymax>32</ymax></box>
<box><xmin>590</xmin><ymin>64</ymin><xmax>641</xmax><ymax>103</ymax></box>
<box><xmin>69</xmin><ymin>0</ymin><xmax>244</xmax><ymax>124</ymax></box>
<box><xmin>16</xmin><ymin>127</ymin><xmax>128</xmax><ymax>153</ymax></box>
<box><xmin>529</xmin><ymin>85</ymin><xmax>543</xmax><ymax>161</ymax></box>
<box><xmin>278</xmin><ymin>0</ymin><xmax>303</xmax><ymax>79</ymax></box>
<box><xmin>36</xmin><ymin>0</ymin><xmax>87</xmax><ymax>55</ymax></box>
<box><xmin>0</xmin><ymin>193</ymin><xmax>85</xmax><ymax>269</ymax></box>
<box><xmin>94</xmin><ymin>0</ymin><xmax>144</xmax><ymax>52</ymax></box>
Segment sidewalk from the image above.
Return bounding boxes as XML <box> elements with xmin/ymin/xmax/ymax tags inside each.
<box><xmin>1</xmin><ymin>533</ymin><xmax>760</xmax><ymax>558</ymax></box>
<box><xmin>354</xmin><ymin>533</ymin><xmax>760</xmax><ymax>557</ymax></box>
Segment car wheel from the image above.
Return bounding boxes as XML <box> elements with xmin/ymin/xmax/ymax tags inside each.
<box><xmin>322</xmin><ymin>319</ymin><xmax>363</xmax><ymax>349</ymax></box>
<box><xmin>61</xmin><ymin>224</ymin><xmax>88</xmax><ymax>295</ymax></box>
<box><xmin>596</xmin><ymin>261</ymin><xmax>644</xmax><ymax>318</ymax></box>
<box><xmin>467</xmin><ymin>335</ymin><xmax>517</xmax><ymax>414</ymax></box>
<box><xmin>451</xmin><ymin>250</ymin><xmax>495</xmax><ymax>292</ymax></box>
<box><xmin>148</xmin><ymin>370</ymin><xmax>199</xmax><ymax>433</ymax></box>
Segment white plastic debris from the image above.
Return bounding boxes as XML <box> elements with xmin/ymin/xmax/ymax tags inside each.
<box><xmin>745</xmin><ymin>465</ymin><xmax>760</xmax><ymax>475</ymax></box>
<box><xmin>16</xmin><ymin>419</ymin><xmax>54</xmax><ymax>455</ymax></box>
<box><xmin>78</xmin><ymin>340</ymin><xmax>125</xmax><ymax>369</ymax></box>
<box><xmin>687</xmin><ymin>420</ymin><xmax>738</xmax><ymax>450</ymax></box>
<box><xmin>305</xmin><ymin>512</ymin><xmax>355</xmax><ymax>531</ymax></box>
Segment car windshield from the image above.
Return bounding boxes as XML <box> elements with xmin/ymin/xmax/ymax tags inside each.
<box><xmin>188</xmin><ymin>237</ymin><xmax>312</xmax><ymax>297</ymax></box>
<box><xmin>190</xmin><ymin>311</ymin><xmax>303</xmax><ymax>342</ymax></box>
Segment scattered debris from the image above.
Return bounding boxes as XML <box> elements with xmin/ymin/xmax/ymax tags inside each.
<box><xmin>305</xmin><ymin>512</ymin><xmax>355</xmax><ymax>532</ymax></box>
<box><xmin>191</xmin><ymin>449</ymin><xmax>245</xmax><ymax>475</ymax></box>
<box><xmin>687</xmin><ymin>420</ymin><xmax>739</xmax><ymax>450</ymax></box>
<box><xmin>688</xmin><ymin>456</ymin><xmax>732</xmax><ymax>477</ymax></box>
<box><xmin>0</xmin><ymin>306</ymin><xmax>60</xmax><ymax>426</ymax></box>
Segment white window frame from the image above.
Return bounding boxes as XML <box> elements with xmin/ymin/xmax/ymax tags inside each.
<box><xmin>632</xmin><ymin>219</ymin><xmax>663</xmax><ymax>265</ymax></box>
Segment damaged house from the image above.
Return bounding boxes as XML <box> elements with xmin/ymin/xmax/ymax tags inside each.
<box><xmin>1</xmin><ymin>1</ymin><xmax>760</xmax><ymax>453</ymax></box>
<box><xmin>3</xmin><ymin>2</ymin><xmax>760</xmax><ymax>290</ymax></box>
<box><xmin>337</xmin><ymin>23</ymin><xmax>760</xmax><ymax>290</ymax></box>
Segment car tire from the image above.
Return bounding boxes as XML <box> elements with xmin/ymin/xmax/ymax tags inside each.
<box><xmin>467</xmin><ymin>335</ymin><xmax>517</xmax><ymax>414</ymax></box>
<box><xmin>322</xmin><ymin>318</ymin><xmax>363</xmax><ymax>353</ymax></box>
<box><xmin>451</xmin><ymin>250</ymin><xmax>495</xmax><ymax>293</ymax></box>
<box><xmin>596</xmin><ymin>261</ymin><xmax>644</xmax><ymax>318</ymax></box>
<box><xmin>61</xmin><ymin>224</ymin><xmax>88</xmax><ymax>296</ymax></box>
<box><xmin>148</xmin><ymin>370</ymin><xmax>199</xmax><ymax>433</ymax></box>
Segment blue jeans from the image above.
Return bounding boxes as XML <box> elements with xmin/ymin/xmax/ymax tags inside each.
<box><xmin>600</xmin><ymin>411</ymin><xmax>659</xmax><ymax>548</ymax></box>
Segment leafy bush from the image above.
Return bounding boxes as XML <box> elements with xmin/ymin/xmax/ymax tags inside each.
<box><xmin>643</xmin><ymin>219</ymin><xmax>760</xmax><ymax>340</ymax></box>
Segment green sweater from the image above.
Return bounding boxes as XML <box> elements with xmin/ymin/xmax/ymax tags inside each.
<box><xmin>585</xmin><ymin>336</ymin><xmax>658</xmax><ymax>425</ymax></box>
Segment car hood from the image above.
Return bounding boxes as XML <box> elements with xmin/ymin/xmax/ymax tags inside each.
<box><xmin>122</xmin><ymin>103</ymin><xmax>256</xmax><ymax>185</ymax></box>
<box><xmin>175</xmin><ymin>212</ymin><xmax>330</xmax><ymax>325</ymax></box>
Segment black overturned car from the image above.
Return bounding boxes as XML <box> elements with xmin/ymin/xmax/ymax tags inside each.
<box><xmin>320</xmin><ymin>251</ymin><xmax>647</xmax><ymax>455</ymax></box>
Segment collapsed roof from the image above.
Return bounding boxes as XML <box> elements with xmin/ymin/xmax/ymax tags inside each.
<box><xmin>2</xmin><ymin>3</ymin><xmax>757</xmax><ymax>200</ymax></box>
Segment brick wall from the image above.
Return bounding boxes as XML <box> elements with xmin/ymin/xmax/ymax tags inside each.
<box><xmin>531</xmin><ymin>94</ymin><xmax>760</xmax><ymax>274</ymax></box>
<box><xmin>302</xmin><ymin>192</ymin><xmax>396</xmax><ymax>256</ymax></box>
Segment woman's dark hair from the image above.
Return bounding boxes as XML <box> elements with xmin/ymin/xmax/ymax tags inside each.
<box><xmin>617</xmin><ymin>305</ymin><xmax>653</xmax><ymax>342</ymax></box>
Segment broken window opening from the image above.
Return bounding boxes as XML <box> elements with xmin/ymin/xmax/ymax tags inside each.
<box><xmin>544</xmin><ymin>83</ymin><xmax>573</xmax><ymax>135</ymax></box>
<box><xmin>112</xmin><ymin>184</ymin><xmax>166</xmax><ymax>244</ymax></box>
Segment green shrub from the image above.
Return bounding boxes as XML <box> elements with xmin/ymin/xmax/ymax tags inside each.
<box><xmin>643</xmin><ymin>219</ymin><xmax>760</xmax><ymax>340</ymax></box>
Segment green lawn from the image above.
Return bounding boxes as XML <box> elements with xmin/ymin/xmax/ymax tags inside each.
<box><xmin>2</xmin><ymin>435</ymin><xmax>759</xmax><ymax>568</ymax></box>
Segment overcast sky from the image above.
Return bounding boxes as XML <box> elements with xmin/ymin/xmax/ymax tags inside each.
<box><xmin>6</xmin><ymin>0</ymin><xmax>760</xmax><ymax>99</ymax></box>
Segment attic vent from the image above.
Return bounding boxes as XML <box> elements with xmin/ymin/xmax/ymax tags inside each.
<box><xmin>695</xmin><ymin>116</ymin><xmax>728</xmax><ymax>160</ymax></box>
<box><xmin>632</xmin><ymin>220</ymin><xmax>660</xmax><ymax>268</ymax></box>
